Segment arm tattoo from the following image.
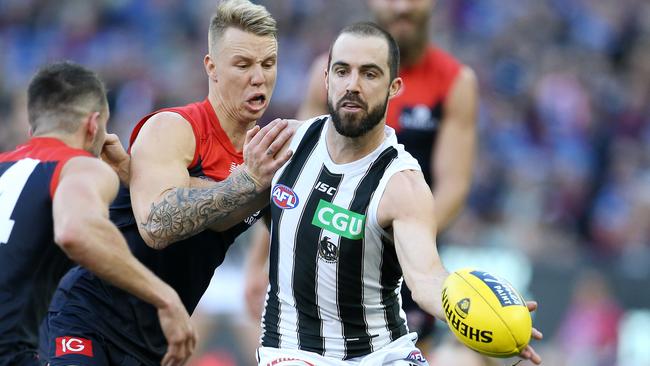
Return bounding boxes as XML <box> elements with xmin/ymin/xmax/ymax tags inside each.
<box><xmin>141</xmin><ymin>169</ymin><xmax>257</xmax><ymax>249</ymax></box>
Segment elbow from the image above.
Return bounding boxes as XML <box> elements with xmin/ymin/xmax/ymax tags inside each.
<box><xmin>138</xmin><ymin>227</ymin><xmax>171</xmax><ymax>250</ymax></box>
<box><xmin>54</xmin><ymin>224</ymin><xmax>88</xmax><ymax>262</ymax></box>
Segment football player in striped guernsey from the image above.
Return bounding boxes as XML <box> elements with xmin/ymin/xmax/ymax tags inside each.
<box><xmin>256</xmin><ymin>23</ymin><xmax>542</xmax><ymax>365</ymax></box>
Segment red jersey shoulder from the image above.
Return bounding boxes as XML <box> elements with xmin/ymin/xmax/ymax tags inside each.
<box><xmin>0</xmin><ymin>138</ymin><xmax>91</xmax><ymax>163</ymax></box>
<box><xmin>128</xmin><ymin>99</ymin><xmax>243</xmax><ymax>182</ymax></box>
<box><xmin>0</xmin><ymin>138</ymin><xmax>93</xmax><ymax>198</ymax></box>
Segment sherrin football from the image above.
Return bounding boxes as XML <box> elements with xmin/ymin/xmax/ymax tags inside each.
<box><xmin>442</xmin><ymin>268</ymin><xmax>532</xmax><ymax>357</ymax></box>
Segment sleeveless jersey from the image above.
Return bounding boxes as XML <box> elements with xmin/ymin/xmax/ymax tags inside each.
<box><xmin>386</xmin><ymin>46</ymin><xmax>461</xmax><ymax>185</ymax></box>
<box><xmin>261</xmin><ymin>117</ymin><xmax>421</xmax><ymax>359</ymax></box>
<box><xmin>0</xmin><ymin>138</ymin><xmax>91</xmax><ymax>354</ymax></box>
<box><xmin>55</xmin><ymin>99</ymin><xmax>265</xmax><ymax>361</ymax></box>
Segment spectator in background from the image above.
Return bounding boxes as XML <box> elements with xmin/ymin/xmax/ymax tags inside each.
<box><xmin>556</xmin><ymin>269</ymin><xmax>622</xmax><ymax>366</ymax></box>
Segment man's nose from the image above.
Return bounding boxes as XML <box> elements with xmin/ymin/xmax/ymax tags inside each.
<box><xmin>251</xmin><ymin>64</ymin><xmax>265</xmax><ymax>86</ymax></box>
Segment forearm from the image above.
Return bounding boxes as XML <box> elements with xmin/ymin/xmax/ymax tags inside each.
<box><xmin>405</xmin><ymin>264</ymin><xmax>449</xmax><ymax>321</ymax></box>
<box><xmin>61</xmin><ymin>217</ymin><xmax>177</xmax><ymax>310</ymax></box>
<box><xmin>247</xmin><ymin>224</ymin><xmax>270</xmax><ymax>274</ymax></box>
<box><xmin>432</xmin><ymin>181</ymin><xmax>470</xmax><ymax>231</ymax></box>
<box><xmin>139</xmin><ymin>168</ymin><xmax>259</xmax><ymax>249</ymax></box>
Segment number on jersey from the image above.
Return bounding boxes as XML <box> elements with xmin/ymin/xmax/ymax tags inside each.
<box><xmin>0</xmin><ymin>159</ymin><xmax>40</xmax><ymax>244</ymax></box>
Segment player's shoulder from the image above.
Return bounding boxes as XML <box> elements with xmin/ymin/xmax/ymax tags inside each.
<box><xmin>132</xmin><ymin>110</ymin><xmax>195</xmax><ymax>154</ymax></box>
<box><xmin>378</xmin><ymin>168</ymin><xmax>433</xmax><ymax>224</ymax></box>
<box><xmin>62</xmin><ymin>155</ymin><xmax>116</xmax><ymax>180</ymax></box>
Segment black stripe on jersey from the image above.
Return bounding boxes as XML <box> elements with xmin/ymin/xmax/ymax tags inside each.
<box><xmin>380</xmin><ymin>236</ymin><xmax>408</xmax><ymax>341</ymax></box>
<box><xmin>262</xmin><ymin>117</ymin><xmax>327</xmax><ymax>348</ymax></box>
<box><xmin>338</xmin><ymin>146</ymin><xmax>398</xmax><ymax>359</ymax></box>
<box><xmin>293</xmin><ymin>165</ymin><xmax>343</xmax><ymax>355</ymax></box>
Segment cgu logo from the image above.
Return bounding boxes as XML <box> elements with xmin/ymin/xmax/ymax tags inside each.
<box><xmin>311</xmin><ymin>199</ymin><xmax>365</xmax><ymax>240</ymax></box>
<box><xmin>55</xmin><ymin>336</ymin><xmax>94</xmax><ymax>357</ymax></box>
<box><xmin>272</xmin><ymin>184</ymin><xmax>299</xmax><ymax>209</ymax></box>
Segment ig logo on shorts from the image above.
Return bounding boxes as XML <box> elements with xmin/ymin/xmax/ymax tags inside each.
<box><xmin>272</xmin><ymin>184</ymin><xmax>299</xmax><ymax>209</ymax></box>
<box><xmin>55</xmin><ymin>336</ymin><xmax>94</xmax><ymax>357</ymax></box>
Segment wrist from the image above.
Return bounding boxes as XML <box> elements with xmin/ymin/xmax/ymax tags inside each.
<box><xmin>153</xmin><ymin>284</ymin><xmax>181</xmax><ymax>310</ymax></box>
<box><xmin>238</xmin><ymin>166</ymin><xmax>265</xmax><ymax>193</ymax></box>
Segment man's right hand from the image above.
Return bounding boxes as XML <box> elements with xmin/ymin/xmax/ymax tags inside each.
<box><xmin>242</xmin><ymin>119</ymin><xmax>294</xmax><ymax>191</ymax></box>
<box><xmin>100</xmin><ymin>133</ymin><xmax>130</xmax><ymax>186</ymax></box>
<box><xmin>158</xmin><ymin>294</ymin><xmax>197</xmax><ymax>366</ymax></box>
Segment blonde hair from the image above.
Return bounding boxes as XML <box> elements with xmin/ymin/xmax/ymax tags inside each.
<box><xmin>208</xmin><ymin>0</ymin><xmax>277</xmax><ymax>53</ymax></box>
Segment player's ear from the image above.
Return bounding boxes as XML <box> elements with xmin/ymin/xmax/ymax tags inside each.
<box><xmin>324</xmin><ymin>68</ymin><xmax>330</xmax><ymax>93</ymax></box>
<box><xmin>85</xmin><ymin>111</ymin><xmax>100</xmax><ymax>141</ymax></box>
<box><xmin>204</xmin><ymin>54</ymin><xmax>218</xmax><ymax>82</ymax></box>
<box><xmin>388</xmin><ymin>77</ymin><xmax>403</xmax><ymax>99</ymax></box>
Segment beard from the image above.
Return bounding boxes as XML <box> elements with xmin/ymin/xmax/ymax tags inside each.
<box><xmin>377</xmin><ymin>12</ymin><xmax>429</xmax><ymax>63</ymax></box>
<box><xmin>327</xmin><ymin>92</ymin><xmax>389</xmax><ymax>138</ymax></box>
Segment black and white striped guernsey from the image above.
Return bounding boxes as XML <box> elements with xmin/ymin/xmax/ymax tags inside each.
<box><xmin>261</xmin><ymin>116</ymin><xmax>422</xmax><ymax>359</ymax></box>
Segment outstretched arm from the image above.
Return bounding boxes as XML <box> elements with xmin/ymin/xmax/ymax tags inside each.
<box><xmin>380</xmin><ymin>170</ymin><xmax>542</xmax><ymax>364</ymax></box>
<box><xmin>432</xmin><ymin>66</ymin><xmax>478</xmax><ymax>231</ymax></box>
<box><xmin>53</xmin><ymin>156</ymin><xmax>196</xmax><ymax>365</ymax></box>
<box><xmin>378</xmin><ymin>170</ymin><xmax>448</xmax><ymax>320</ymax></box>
<box><xmin>129</xmin><ymin>112</ymin><xmax>293</xmax><ymax>249</ymax></box>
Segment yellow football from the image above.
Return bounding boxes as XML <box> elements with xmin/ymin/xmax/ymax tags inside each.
<box><xmin>441</xmin><ymin>268</ymin><xmax>532</xmax><ymax>357</ymax></box>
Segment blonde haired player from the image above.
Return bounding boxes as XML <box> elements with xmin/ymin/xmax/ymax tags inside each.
<box><xmin>40</xmin><ymin>1</ymin><xmax>293</xmax><ymax>365</ymax></box>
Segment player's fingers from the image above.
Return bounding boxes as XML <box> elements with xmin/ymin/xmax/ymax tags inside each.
<box><xmin>244</xmin><ymin>125</ymin><xmax>261</xmax><ymax>147</ymax></box>
<box><xmin>266</xmin><ymin>128</ymin><xmax>294</xmax><ymax>159</ymax></box>
<box><xmin>161</xmin><ymin>347</ymin><xmax>179</xmax><ymax>366</ymax></box>
<box><xmin>270</xmin><ymin>150</ymin><xmax>293</xmax><ymax>171</ymax></box>
<box><xmin>187</xmin><ymin>326</ymin><xmax>197</xmax><ymax>360</ymax></box>
<box><xmin>249</xmin><ymin>120</ymin><xmax>281</xmax><ymax>147</ymax></box>
<box><xmin>526</xmin><ymin>300</ymin><xmax>538</xmax><ymax>312</ymax></box>
<box><xmin>169</xmin><ymin>335</ymin><xmax>189</xmax><ymax>366</ymax></box>
<box><xmin>532</xmin><ymin>327</ymin><xmax>543</xmax><ymax>340</ymax></box>
<box><xmin>258</xmin><ymin>120</ymin><xmax>288</xmax><ymax>151</ymax></box>
<box><xmin>525</xmin><ymin>345</ymin><xmax>542</xmax><ymax>364</ymax></box>
<box><xmin>173</xmin><ymin>339</ymin><xmax>188</xmax><ymax>366</ymax></box>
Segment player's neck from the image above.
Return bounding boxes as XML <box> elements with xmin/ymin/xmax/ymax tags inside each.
<box><xmin>325</xmin><ymin>120</ymin><xmax>386</xmax><ymax>165</ymax></box>
<box><xmin>209</xmin><ymin>94</ymin><xmax>256</xmax><ymax>152</ymax></box>
<box><xmin>400</xmin><ymin>42</ymin><xmax>428</xmax><ymax>68</ymax></box>
<box><xmin>33</xmin><ymin>131</ymin><xmax>84</xmax><ymax>150</ymax></box>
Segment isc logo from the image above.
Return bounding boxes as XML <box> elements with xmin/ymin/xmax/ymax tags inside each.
<box><xmin>272</xmin><ymin>184</ymin><xmax>299</xmax><ymax>209</ymax></box>
<box><xmin>314</xmin><ymin>181</ymin><xmax>337</xmax><ymax>196</ymax></box>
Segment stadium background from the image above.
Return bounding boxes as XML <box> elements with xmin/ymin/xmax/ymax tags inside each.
<box><xmin>1</xmin><ymin>0</ymin><xmax>649</xmax><ymax>365</ymax></box>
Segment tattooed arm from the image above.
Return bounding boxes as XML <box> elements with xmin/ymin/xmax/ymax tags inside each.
<box><xmin>130</xmin><ymin>113</ymin><xmax>292</xmax><ymax>250</ymax></box>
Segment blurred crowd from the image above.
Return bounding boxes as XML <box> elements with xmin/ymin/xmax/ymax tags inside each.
<box><xmin>1</xmin><ymin>0</ymin><xmax>649</xmax><ymax>365</ymax></box>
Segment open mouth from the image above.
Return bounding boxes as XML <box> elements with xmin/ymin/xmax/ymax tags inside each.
<box><xmin>247</xmin><ymin>94</ymin><xmax>266</xmax><ymax>106</ymax></box>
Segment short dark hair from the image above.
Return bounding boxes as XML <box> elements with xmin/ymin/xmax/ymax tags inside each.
<box><xmin>328</xmin><ymin>22</ymin><xmax>400</xmax><ymax>81</ymax></box>
<box><xmin>28</xmin><ymin>61</ymin><xmax>107</xmax><ymax>135</ymax></box>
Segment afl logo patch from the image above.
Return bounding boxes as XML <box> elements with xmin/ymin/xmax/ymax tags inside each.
<box><xmin>272</xmin><ymin>184</ymin><xmax>299</xmax><ymax>209</ymax></box>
